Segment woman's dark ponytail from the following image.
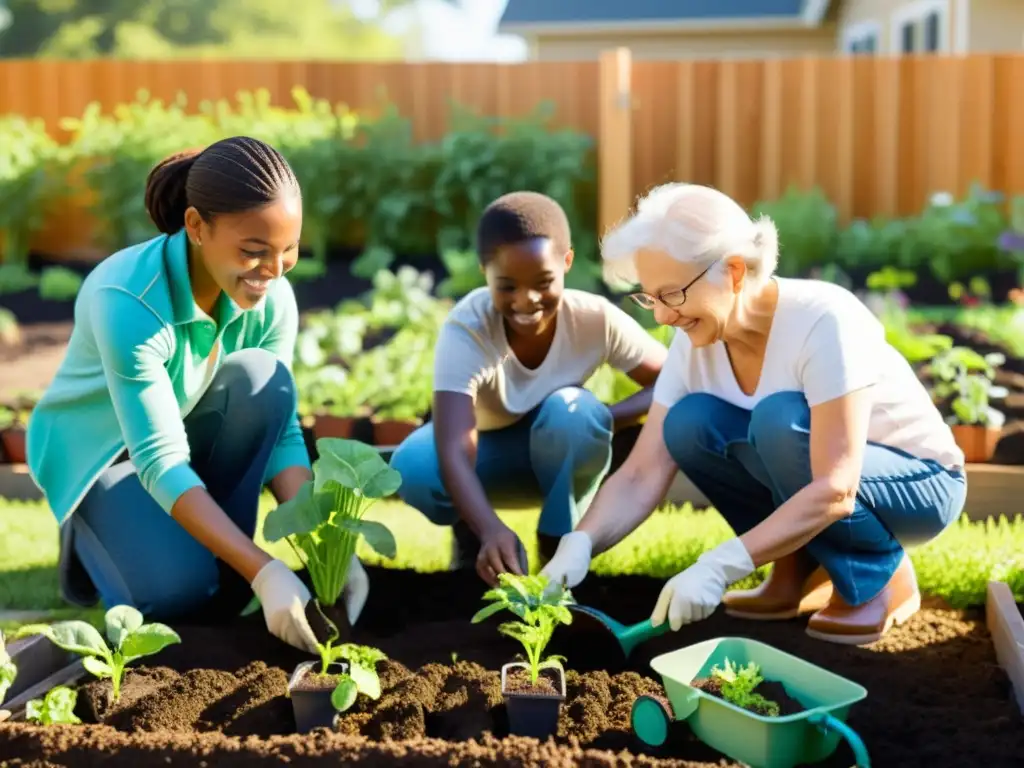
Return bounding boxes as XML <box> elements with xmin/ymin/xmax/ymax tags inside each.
<box><xmin>144</xmin><ymin>149</ymin><xmax>201</xmax><ymax>235</ymax></box>
<box><xmin>143</xmin><ymin>137</ymin><xmax>300</xmax><ymax>237</ymax></box>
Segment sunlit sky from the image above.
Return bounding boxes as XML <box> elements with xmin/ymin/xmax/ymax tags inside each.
<box><xmin>350</xmin><ymin>0</ymin><xmax>529</xmax><ymax>61</ymax></box>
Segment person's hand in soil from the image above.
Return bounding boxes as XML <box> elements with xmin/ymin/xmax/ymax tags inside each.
<box><xmin>251</xmin><ymin>559</ymin><xmax>319</xmax><ymax>652</ymax></box>
<box><xmin>477</xmin><ymin>522</ymin><xmax>527</xmax><ymax>586</ymax></box>
<box><xmin>344</xmin><ymin>554</ymin><xmax>369</xmax><ymax>624</ymax></box>
<box><xmin>651</xmin><ymin>538</ymin><xmax>755</xmax><ymax>630</ymax></box>
<box><xmin>539</xmin><ymin>530</ymin><xmax>593</xmax><ymax>590</ymax></box>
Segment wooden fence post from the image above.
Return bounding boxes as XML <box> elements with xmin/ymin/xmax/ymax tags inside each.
<box><xmin>598</xmin><ymin>48</ymin><xmax>634</xmax><ymax>239</ymax></box>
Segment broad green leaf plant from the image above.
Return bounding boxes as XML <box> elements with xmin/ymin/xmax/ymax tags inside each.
<box><xmin>26</xmin><ymin>685</ymin><xmax>82</xmax><ymax>725</ymax></box>
<box><xmin>471</xmin><ymin>573</ymin><xmax>575</xmax><ymax>685</ymax></box>
<box><xmin>15</xmin><ymin>605</ymin><xmax>181</xmax><ymax>701</ymax></box>
<box><xmin>263</xmin><ymin>438</ymin><xmax>401</xmax><ymax>609</ymax></box>
<box><xmin>0</xmin><ymin>630</ymin><xmax>17</xmax><ymax>704</ymax></box>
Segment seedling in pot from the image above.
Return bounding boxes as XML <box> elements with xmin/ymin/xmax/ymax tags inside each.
<box><xmin>288</xmin><ymin>608</ymin><xmax>388</xmax><ymax>733</ymax></box>
<box><xmin>262</xmin><ymin>437</ymin><xmax>401</xmax><ymax>642</ymax></box>
<box><xmin>471</xmin><ymin>573</ymin><xmax>575</xmax><ymax>739</ymax></box>
<box><xmin>25</xmin><ymin>685</ymin><xmax>81</xmax><ymax>725</ymax></box>
<box><xmin>14</xmin><ymin>605</ymin><xmax>180</xmax><ymax>702</ymax></box>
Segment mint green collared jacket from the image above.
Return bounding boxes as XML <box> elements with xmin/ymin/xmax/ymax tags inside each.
<box><xmin>26</xmin><ymin>228</ymin><xmax>310</xmax><ymax>526</ymax></box>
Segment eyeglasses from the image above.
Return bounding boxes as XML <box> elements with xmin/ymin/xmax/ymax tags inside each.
<box><xmin>628</xmin><ymin>259</ymin><xmax>718</xmax><ymax>310</ymax></box>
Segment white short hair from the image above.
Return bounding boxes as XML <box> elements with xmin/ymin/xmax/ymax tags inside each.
<box><xmin>600</xmin><ymin>183</ymin><xmax>779</xmax><ymax>289</ymax></box>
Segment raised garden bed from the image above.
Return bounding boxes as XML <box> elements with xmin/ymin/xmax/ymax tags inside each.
<box><xmin>2</xmin><ymin>566</ymin><xmax>1022</xmax><ymax>767</ymax></box>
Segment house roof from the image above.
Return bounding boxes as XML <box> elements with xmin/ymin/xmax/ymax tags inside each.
<box><xmin>498</xmin><ymin>0</ymin><xmax>833</xmax><ymax>34</ymax></box>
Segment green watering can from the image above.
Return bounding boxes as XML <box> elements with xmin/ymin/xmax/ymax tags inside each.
<box><xmin>631</xmin><ymin>637</ymin><xmax>870</xmax><ymax>768</ymax></box>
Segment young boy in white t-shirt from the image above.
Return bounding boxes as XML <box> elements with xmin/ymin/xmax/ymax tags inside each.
<box><xmin>389</xmin><ymin>191</ymin><xmax>668</xmax><ymax>584</ymax></box>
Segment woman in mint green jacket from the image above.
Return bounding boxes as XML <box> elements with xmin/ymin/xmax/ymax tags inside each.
<box><xmin>26</xmin><ymin>136</ymin><xmax>365</xmax><ymax>653</ymax></box>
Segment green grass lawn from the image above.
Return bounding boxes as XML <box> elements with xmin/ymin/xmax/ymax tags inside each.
<box><xmin>1</xmin><ymin>494</ymin><xmax>1023</xmax><ymax>633</ymax></box>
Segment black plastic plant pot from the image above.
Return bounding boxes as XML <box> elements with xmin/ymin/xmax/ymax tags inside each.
<box><xmin>501</xmin><ymin>662</ymin><xmax>566</xmax><ymax>740</ymax></box>
<box><xmin>288</xmin><ymin>660</ymin><xmax>348</xmax><ymax>733</ymax></box>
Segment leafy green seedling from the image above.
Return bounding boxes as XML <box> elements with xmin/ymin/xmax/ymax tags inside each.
<box><xmin>263</xmin><ymin>438</ymin><xmax>400</xmax><ymax>611</ymax></box>
<box><xmin>300</xmin><ymin>606</ymin><xmax>388</xmax><ymax>714</ymax></box>
<box><xmin>15</xmin><ymin>605</ymin><xmax>180</xmax><ymax>701</ymax></box>
<box><xmin>0</xmin><ymin>630</ymin><xmax>17</xmax><ymax>704</ymax></box>
<box><xmin>471</xmin><ymin>573</ymin><xmax>575</xmax><ymax>685</ymax></box>
<box><xmin>26</xmin><ymin>685</ymin><xmax>81</xmax><ymax>725</ymax></box>
<box><xmin>710</xmin><ymin>658</ymin><xmax>780</xmax><ymax>717</ymax></box>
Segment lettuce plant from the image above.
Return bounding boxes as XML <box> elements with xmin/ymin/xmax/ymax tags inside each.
<box><xmin>471</xmin><ymin>573</ymin><xmax>575</xmax><ymax>684</ymax></box>
<box><xmin>0</xmin><ymin>630</ymin><xmax>17</xmax><ymax>704</ymax></box>
<box><xmin>15</xmin><ymin>605</ymin><xmax>180</xmax><ymax>701</ymax></box>
<box><xmin>26</xmin><ymin>685</ymin><xmax>81</xmax><ymax>725</ymax></box>
<box><xmin>263</xmin><ymin>437</ymin><xmax>401</xmax><ymax>610</ymax></box>
<box><xmin>710</xmin><ymin>658</ymin><xmax>780</xmax><ymax>716</ymax></box>
<box><xmin>328</xmin><ymin>643</ymin><xmax>388</xmax><ymax>713</ymax></box>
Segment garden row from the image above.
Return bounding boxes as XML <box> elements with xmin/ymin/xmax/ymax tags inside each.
<box><xmin>1</xmin><ymin>437</ymin><xmax>1023</xmax><ymax>767</ymax></box>
<box><xmin>2</xmin><ymin>87</ymin><xmax>1024</xmax><ymax>310</ymax></box>
<box><xmin>2</xmin><ymin>263</ymin><xmax>1024</xmax><ymax>466</ymax></box>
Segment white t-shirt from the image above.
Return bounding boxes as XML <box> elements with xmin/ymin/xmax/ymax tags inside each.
<box><xmin>652</xmin><ymin>277</ymin><xmax>964</xmax><ymax>468</ymax></box>
<box><xmin>434</xmin><ymin>287</ymin><xmax>666</xmax><ymax>431</ymax></box>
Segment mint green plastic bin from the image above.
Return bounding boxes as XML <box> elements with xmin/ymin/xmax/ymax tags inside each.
<box><xmin>631</xmin><ymin>637</ymin><xmax>870</xmax><ymax>768</ymax></box>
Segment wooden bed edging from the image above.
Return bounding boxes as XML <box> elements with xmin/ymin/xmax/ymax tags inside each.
<box><xmin>986</xmin><ymin>580</ymin><xmax>1024</xmax><ymax>715</ymax></box>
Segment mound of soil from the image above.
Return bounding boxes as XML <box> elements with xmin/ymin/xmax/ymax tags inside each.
<box><xmin>2</xmin><ymin>567</ymin><xmax>1023</xmax><ymax>767</ymax></box>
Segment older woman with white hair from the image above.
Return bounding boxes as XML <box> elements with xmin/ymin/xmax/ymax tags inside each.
<box><xmin>540</xmin><ymin>183</ymin><xmax>967</xmax><ymax>646</ymax></box>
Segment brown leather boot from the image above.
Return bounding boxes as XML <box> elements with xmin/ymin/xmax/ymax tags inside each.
<box><xmin>805</xmin><ymin>553</ymin><xmax>920</xmax><ymax>645</ymax></box>
<box><xmin>723</xmin><ymin>550</ymin><xmax>833</xmax><ymax>620</ymax></box>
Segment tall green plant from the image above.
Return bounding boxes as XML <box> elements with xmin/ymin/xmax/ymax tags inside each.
<box><xmin>61</xmin><ymin>91</ymin><xmax>220</xmax><ymax>249</ymax></box>
<box><xmin>0</xmin><ymin>116</ymin><xmax>64</xmax><ymax>269</ymax></box>
<box><xmin>751</xmin><ymin>185</ymin><xmax>837</xmax><ymax>277</ymax></box>
<box><xmin>262</xmin><ymin>438</ymin><xmax>401</xmax><ymax>608</ymax></box>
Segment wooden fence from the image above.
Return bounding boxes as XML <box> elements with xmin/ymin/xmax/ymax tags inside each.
<box><xmin>1</xmin><ymin>51</ymin><xmax>1022</xmax><ymax>260</ymax></box>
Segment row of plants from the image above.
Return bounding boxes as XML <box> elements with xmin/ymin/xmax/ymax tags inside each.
<box><xmin>0</xmin><ymin>87</ymin><xmax>601</xmax><ymax>296</ymax></box>
<box><xmin>5</xmin><ymin>85</ymin><xmax>1024</xmax><ymax>302</ymax></box>
<box><xmin>759</xmin><ymin>184</ymin><xmax>1024</xmax><ymax>288</ymax></box>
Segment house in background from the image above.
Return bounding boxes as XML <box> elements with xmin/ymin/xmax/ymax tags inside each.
<box><xmin>497</xmin><ymin>0</ymin><xmax>1024</xmax><ymax>60</ymax></box>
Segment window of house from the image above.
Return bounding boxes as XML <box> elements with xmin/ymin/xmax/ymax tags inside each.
<box><xmin>892</xmin><ymin>0</ymin><xmax>948</xmax><ymax>54</ymax></box>
<box><xmin>842</xmin><ymin>20</ymin><xmax>881</xmax><ymax>55</ymax></box>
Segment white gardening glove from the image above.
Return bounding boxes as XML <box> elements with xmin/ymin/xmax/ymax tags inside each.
<box><xmin>539</xmin><ymin>531</ymin><xmax>594</xmax><ymax>591</ymax></box>
<box><xmin>651</xmin><ymin>538</ymin><xmax>755</xmax><ymax>631</ymax></box>
<box><xmin>343</xmin><ymin>554</ymin><xmax>369</xmax><ymax>625</ymax></box>
<box><xmin>251</xmin><ymin>559</ymin><xmax>319</xmax><ymax>653</ymax></box>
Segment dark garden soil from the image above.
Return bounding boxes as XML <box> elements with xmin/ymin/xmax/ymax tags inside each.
<box><xmin>1</xmin><ymin>567</ymin><xmax>1022</xmax><ymax>767</ymax></box>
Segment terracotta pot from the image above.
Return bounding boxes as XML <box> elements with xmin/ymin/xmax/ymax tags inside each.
<box><xmin>372</xmin><ymin>419</ymin><xmax>419</xmax><ymax>447</ymax></box>
<box><xmin>951</xmin><ymin>424</ymin><xmax>1001</xmax><ymax>463</ymax></box>
<box><xmin>313</xmin><ymin>415</ymin><xmax>356</xmax><ymax>441</ymax></box>
<box><xmin>0</xmin><ymin>427</ymin><xmax>26</xmax><ymax>464</ymax></box>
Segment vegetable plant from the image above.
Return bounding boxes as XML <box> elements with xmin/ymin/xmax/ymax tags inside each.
<box><xmin>304</xmin><ymin>604</ymin><xmax>388</xmax><ymax>714</ymax></box>
<box><xmin>15</xmin><ymin>605</ymin><xmax>181</xmax><ymax>702</ymax></box>
<box><xmin>471</xmin><ymin>573</ymin><xmax>575</xmax><ymax>685</ymax></box>
<box><xmin>262</xmin><ymin>437</ymin><xmax>401</xmax><ymax>610</ymax></box>
<box><xmin>0</xmin><ymin>630</ymin><xmax>17</xmax><ymax>704</ymax></box>
<box><xmin>25</xmin><ymin>685</ymin><xmax>81</xmax><ymax>725</ymax></box>
<box><xmin>929</xmin><ymin>346</ymin><xmax>1008</xmax><ymax>427</ymax></box>
<box><xmin>710</xmin><ymin>658</ymin><xmax>780</xmax><ymax>717</ymax></box>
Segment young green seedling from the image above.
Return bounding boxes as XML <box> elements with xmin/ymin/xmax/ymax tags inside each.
<box><xmin>0</xmin><ymin>630</ymin><xmax>17</xmax><ymax>704</ymax></box>
<box><xmin>15</xmin><ymin>605</ymin><xmax>180</xmax><ymax>702</ymax></box>
<box><xmin>263</xmin><ymin>438</ymin><xmax>401</xmax><ymax>611</ymax></box>
<box><xmin>300</xmin><ymin>606</ymin><xmax>388</xmax><ymax>714</ymax></box>
<box><xmin>25</xmin><ymin>685</ymin><xmax>82</xmax><ymax>725</ymax></box>
<box><xmin>471</xmin><ymin>573</ymin><xmax>575</xmax><ymax>684</ymax></box>
<box><xmin>710</xmin><ymin>658</ymin><xmax>780</xmax><ymax>717</ymax></box>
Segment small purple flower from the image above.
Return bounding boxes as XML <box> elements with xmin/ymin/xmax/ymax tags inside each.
<box><xmin>998</xmin><ymin>230</ymin><xmax>1024</xmax><ymax>253</ymax></box>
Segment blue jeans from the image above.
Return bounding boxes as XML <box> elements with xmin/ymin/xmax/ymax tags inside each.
<box><xmin>663</xmin><ymin>391</ymin><xmax>967</xmax><ymax>606</ymax></box>
<box><xmin>58</xmin><ymin>349</ymin><xmax>299</xmax><ymax>621</ymax></box>
<box><xmin>389</xmin><ymin>386</ymin><xmax>614</xmax><ymax>539</ymax></box>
